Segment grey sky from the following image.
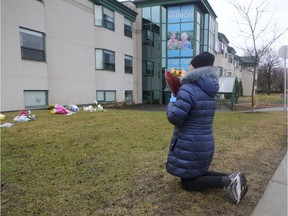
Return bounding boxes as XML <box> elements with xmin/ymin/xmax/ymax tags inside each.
<box><xmin>209</xmin><ymin>0</ymin><xmax>288</xmax><ymax>55</ymax></box>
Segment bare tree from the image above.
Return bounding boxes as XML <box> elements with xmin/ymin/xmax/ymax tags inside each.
<box><xmin>258</xmin><ymin>66</ymin><xmax>284</xmax><ymax>93</ymax></box>
<box><xmin>258</xmin><ymin>49</ymin><xmax>282</xmax><ymax>94</ymax></box>
<box><xmin>231</xmin><ymin>0</ymin><xmax>288</xmax><ymax>110</ymax></box>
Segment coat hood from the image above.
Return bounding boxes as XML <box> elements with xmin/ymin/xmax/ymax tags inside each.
<box><xmin>181</xmin><ymin>66</ymin><xmax>219</xmax><ymax>97</ymax></box>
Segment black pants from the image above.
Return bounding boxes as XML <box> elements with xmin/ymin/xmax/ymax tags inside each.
<box><xmin>181</xmin><ymin>171</ymin><xmax>229</xmax><ymax>191</ymax></box>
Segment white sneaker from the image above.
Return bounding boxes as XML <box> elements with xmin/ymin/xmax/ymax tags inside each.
<box><xmin>227</xmin><ymin>173</ymin><xmax>241</xmax><ymax>204</ymax></box>
<box><xmin>239</xmin><ymin>172</ymin><xmax>248</xmax><ymax>203</ymax></box>
<box><xmin>226</xmin><ymin>172</ymin><xmax>248</xmax><ymax>204</ymax></box>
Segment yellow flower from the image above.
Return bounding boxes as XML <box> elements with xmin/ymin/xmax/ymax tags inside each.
<box><xmin>169</xmin><ymin>68</ymin><xmax>186</xmax><ymax>78</ymax></box>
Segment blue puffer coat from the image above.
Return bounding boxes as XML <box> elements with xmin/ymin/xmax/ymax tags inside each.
<box><xmin>166</xmin><ymin>66</ymin><xmax>219</xmax><ymax>179</ymax></box>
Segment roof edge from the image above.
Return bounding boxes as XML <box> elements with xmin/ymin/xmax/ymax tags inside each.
<box><xmin>92</xmin><ymin>0</ymin><xmax>138</xmax><ymax>21</ymax></box>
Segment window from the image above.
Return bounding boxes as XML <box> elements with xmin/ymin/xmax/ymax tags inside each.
<box><xmin>96</xmin><ymin>90</ymin><xmax>116</xmax><ymax>102</ymax></box>
<box><xmin>24</xmin><ymin>90</ymin><xmax>48</xmax><ymax>108</ymax></box>
<box><xmin>219</xmin><ymin>41</ymin><xmax>224</xmax><ymax>54</ymax></box>
<box><xmin>147</xmin><ymin>61</ymin><xmax>154</xmax><ymax>75</ymax></box>
<box><xmin>146</xmin><ymin>29</ymin><xmax>153</xmax><ymax>41</ymax></box>
<box><xmin>125</xmin><ymin>55</ymin><xmax>133</xmax><ymax>74</ymax></box>
<box><xmin>228</xmin><ymin>53</ymin><xmax>233</xmax><ymax>63</ymax></box>
<box><xmin>143</xmin><ymin>90</ymin><xmax>154</xmax><ymax>102</ymax></box>
<box><xmin>95</xmin><ymin>49</ymin><xmax>115</xmax><ymax>71</ymax></box>
<box><xmin>94</xmin><ymin>5</ymin><xmax>102</xmax><ymax>26</ymax></box>
<box><xmin>94</xmin><ymin>5</ymin><xmax>114</xmax><ymax>31</ymax></box>
<box><xmin>143</xmin><ymin>28</ymin><xmax>154</xmax><ymax>47</ymax></box>
<box><xmin>235</xmin><ymin>60</ymin><xmax>239</xmax><ymax>68</ymax></box>
<box><xmin>20</xmin><ymin>27</ymin><xmax>45</xmax><ymax>61</ymax></box>
<box><xmin>124</xmin><ymin>18</ymin><xmax>132</xmax><ymax>38</ymax></box>
<box><xmin>217</xmin><ymin>67</ymin><xmax>223</xmax><ymax>77</ymax></box>
<box><xmin>125</xmin><ymin>90</ymin><xmax>133</xmax><ymax>103</ymax></box>
<box><xmin>103</xmin><ymin>7</ymin><xmax>114</xmax><ymax>30</ymax></box>
<box><xmin>143</xmin><ymin>60</ymin><xmax>154</xmax><ymax>75</ymax></box>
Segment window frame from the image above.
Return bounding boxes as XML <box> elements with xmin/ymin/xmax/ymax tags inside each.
<box><xmin>19</xmin><ymin>27</ymin><xmax>45</xmax><ymax>61</ymax></box>
<box><xmin>228</xmin><ymin>53</ymin><xmax>233</xmax><ymax>63</ymax></box>
<box><xmin>124</xmin><ymin>55</ymin><xmax>133</xmax><ymax>74</ymax></box>
<box><xmin>142</xmin><ymin>60</ymin><xmax>155</xmax><ymax>76</ymax></box>
<box><xmin>124</xmin><ymin>18</ymin><xmax>132</xmax><ymax>38</ymax></box>
<box><xmin>103</xmin><ymin>7</ymin><xmax>114</xmax><ymax>31</ymax></box>
<box><xmin>94</xmin><ymin>5</ymin><xmax>115</xmax><ymax>31</ymax></box>
<box><xmin>146</xmin><ymin>29</ymin><xmax>154</xmax><ymax>47</ymax></box>
<box><xmin>96</xmin><ymin>90</ymin><xmax>116</xmax><ymax>102</ymax></box>
<box><xmin>146</xmin><ymin>60</ymin><xmax>154</xmax><ymax>75</ymax></box>
<box><xmin>24</xmin><ymin>90</ymin><xmax>48</xmax><ymax>108</ymax></box>
<box><xmin>125</xmin><ymin>90</ymin><xmax>133</xmax><ymax>103</ymax></box>
<box><xmin>95</xmin><ymin>49</ymin><xmax>115</xmax><ymax>71</ymax></box>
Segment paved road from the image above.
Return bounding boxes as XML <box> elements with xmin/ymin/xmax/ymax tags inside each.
<box><xmin>118</xmin><ymin>104</ymin><xmax>287</xmax><ymax>113</ymax></box>
<box><xmin>253</xmin><ymin>107</ymin><xmax>287</xmax><ymax>112</ymax></box>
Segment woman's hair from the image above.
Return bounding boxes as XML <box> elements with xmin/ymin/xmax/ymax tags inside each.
<box><xmin>181</xmin><ymin>32</ymin><xmax>188</xmax><ymax>39</ymax></box>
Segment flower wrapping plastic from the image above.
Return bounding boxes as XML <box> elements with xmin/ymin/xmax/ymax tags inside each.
<box><xmin>165</xmin><ymin>68</ymin><xmax>186</xmax><ymax>95</ymax></box>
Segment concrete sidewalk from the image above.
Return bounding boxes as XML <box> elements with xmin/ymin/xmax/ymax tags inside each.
<box><xmin>251</xmin><ymin>153</ymin><xmax>287</xmax><ymax>216</ymax></box>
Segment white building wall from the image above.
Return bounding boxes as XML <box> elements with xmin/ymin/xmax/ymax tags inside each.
<box><xmin>134</xmin><ymin>7</ymin><xmax>143</xmax><ymax>105</ymax></box>
<box><xmin>226</xmin><ymin>61</ymin><xmax>235</xmax><ymax>76</ymax></box>
<box><xmin>214</xmin><ymin>44</ymin><xmax>244</xmax><ymax>93</ymax></box>
<box><xmin>114</xmin><ymin>1</ymin><xmax>142</xmax><ymax>104</ymax></box>
<box><xmin>0</xmin><ymin>0</ymin><xmax>2</xmax><ymax>111</ymax></box>
<box><xmin>94</xmin><ymin>12</ymin><xmax>134</xmax><ymax>102</ymax></box>
<box><xmin>1</xmin><ymin>0</ymin><xmax>140</xmax><ymax>111</ymax></box>
<box><xmin>1</xmin><ymin>0</ymin><xmax>48</xmax><ymax>111</ymax></box>
<box><xmin>214</xmin><ymin>54</ymin><xmax>228</xmax><ymax>75</ymax></box>
<box><xmin>45</xmin><ymin>0</ymin><xmax>96</xmax><ymax>105</ymax></box>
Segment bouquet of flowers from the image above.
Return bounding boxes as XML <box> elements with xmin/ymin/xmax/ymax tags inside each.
<box><xmin>165</xmin><ymin>68</ymin><xmax>186</xmax><ymax>95</ymax></box>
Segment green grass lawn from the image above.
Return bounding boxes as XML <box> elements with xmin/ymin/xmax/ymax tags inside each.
<box><xmin>238</xmin><ymin>93</ymin><xmax>284</xmax><ymax>103</ymax></box>
<box><xmin>1</xmin><ymin>109</ymin><xmax>287</xmax><ymax>216</ymax></box>
<box><xmin>235</xmin><ymin>93</ymin><xmax>285</xmax><ymax>111</ymax></box>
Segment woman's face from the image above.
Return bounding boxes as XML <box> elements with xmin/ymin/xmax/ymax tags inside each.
<box><xmin>181</xmin><ymin>34</ymin><xmax>188</xmax><ymax>41</ymax></box>
<box><xmin>171</xmin><ymin>33</ymin><xmax>176</xmax><ymax>39</ymax></box>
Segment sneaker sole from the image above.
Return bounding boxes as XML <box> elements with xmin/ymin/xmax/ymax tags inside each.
<box><xmin>237</xmin><ymin>172</ymin><xmax>248</xmax><ymax>204</ymax></box>
<box><xmin>228</xmin><ymin>173</ymin><xmax>241</xmax><ymax>204</ymax></box>
<box><xmin>235</xmin><ymin>173</ymin><xmax>242</xmax><ymax>204</ymax></box>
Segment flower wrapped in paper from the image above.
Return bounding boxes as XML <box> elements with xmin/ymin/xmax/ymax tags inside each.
<box><xmin>165</xmin><ymin>68</ymin><xmax>186</xmax><ymax>95</ymax></box>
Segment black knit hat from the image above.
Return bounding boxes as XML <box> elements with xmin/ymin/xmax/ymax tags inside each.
<box><xmin>190</xmin><ymin>52</ymin><xmax>215</xmax><ymax>68</ymax></box>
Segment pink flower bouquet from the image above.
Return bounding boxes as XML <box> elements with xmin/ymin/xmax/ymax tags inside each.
<box><xmin>165</xmin><ymin>68</ymin><xmax>186</xmax><ymax>95</ymax></box>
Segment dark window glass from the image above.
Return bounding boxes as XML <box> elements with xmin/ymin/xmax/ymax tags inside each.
<box><xmin>20</xmin><ymin>28</ymin><xmax>45</xmax><ymax>61</ymax></box>
<box><xmin>125</xmin><ymin>56</ymin><xmax>133</xmax><ymax>73</ymax></box>
<box><xmin>124</xmin><ymin>24</ymin><xmax>132</xmax><ymax>38</ymax></box>
<box><xmin>103</xmin><ymin>7</ymin><xmax>114</xmax><ymax>31</ymax></box>
<box><xmin>21</xmin><ymin>48</ymin><xmax>45</xmax><ymax>61</ymax></box>
<box><xmin>104</xmin><ymin>50</ymin><xmax>115</xmax><ymax>71</ymax></box>
<box><xmin>147</xmin><ymin>61</ymin><xmax>154</xmax><ymax>75</ymax></box>
<box><xmin>125</xmin><ymin>90</ymin><xmax>133</xmax><ymax>102</ymax></box>
<box><xmin>104</xmin><ymin>14</ymin><xmax>114</xmax><ymax>30</ymax></box>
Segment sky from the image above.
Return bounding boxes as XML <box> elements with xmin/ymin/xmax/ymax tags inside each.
<box><xmin>208</xmin><ymin>0</ymin><xmax>288</xmax><ymax>55</ymax></box>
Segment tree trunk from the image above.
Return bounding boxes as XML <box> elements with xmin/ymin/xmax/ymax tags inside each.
<box><xmin>251</xmin><ymin>70</ymin><xmax>256</xmax><ymax>111</ymax></box>
<box><xmin>267</xmin><ymin>65</ymin><xmax>272</xmax><ymax>95</ymax></box>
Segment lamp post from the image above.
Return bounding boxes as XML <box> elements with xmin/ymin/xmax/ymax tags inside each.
<box><xmin>278</xmin><ymin>45</ymin><xmax>288</xmax><ymax>112</ymax></box>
